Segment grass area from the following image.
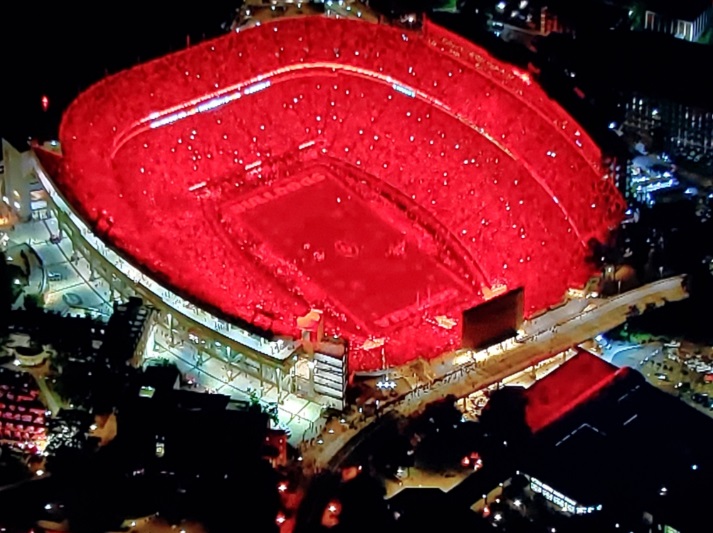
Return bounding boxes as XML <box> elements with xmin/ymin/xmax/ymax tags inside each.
<box><xmin>434</xmin><ymin>0</ymin><xmax>459</xmax><ymax>12</ymax></box>
<box><xmin>698</xmin><ymin>28</ymin><xmax>712</xmax><ymax>45</ymax></box>
<box><xmin>608</xmin><ymin>324</ymin><xmax>657</xmax><ymax>344</ymax></box>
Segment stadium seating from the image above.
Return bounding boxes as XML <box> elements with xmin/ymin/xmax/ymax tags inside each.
<box><xmin>59</xmin><ymin>16</ymin><xmax>624</xmax><ymax>370</ymax></box>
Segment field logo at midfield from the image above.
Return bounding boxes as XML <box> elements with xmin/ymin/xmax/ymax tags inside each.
<box><xmin>231</xmin><ymin>172</ymin><xmax>326</xmax><ymax>215</ymax></box>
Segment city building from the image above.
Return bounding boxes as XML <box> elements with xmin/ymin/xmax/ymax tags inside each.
<box><xmin>96</xmin><ymin>297</ymin><xmax>155</xmax><ymax>369</ymax></box>
<box><xmin>642</xmin><ymin>0</ymin><xmax>712</xmax><ymax>42</ymax></box>
<box><xmin>484</xmin><ymin>0</ymin><xmax>631</xmax><ymax>38</ymax></box>
<box><xmin>475</xmin><ymin>350</ymin><xmax>713</xmax><ymax>532</ymax></box>
<box><xmin>1</xmin><ymin>139</ymin><xmax>52</xmax><ymax>225</ymax></box>
<box><xmin>7</xmin><ymin>310</ymin><xmax>105</xmax><ymax>368</ymax></box>
<box><xmin>613</xmin><ymin>36</ymin><xmax>713</xmax><ymax>173</ymax></box>
<box><xmin>538</xmin><ymin>6</ymin><xmax>568</xmax><ymax>35</ymax></box>
<box><xmin>233</xmin><ymin>0</ymin><xmax>379</xmax><ymax>29</ymax></box>
<box><xmin>140</xmin><ymin>363</ymin><xmax>182</xmax><ymax>393</ymax></box>
<box><xmin>535</xmin><ymin>30</ymin><xmax>713</xmax><ymax>196</ymax></box>
<box><xmin>0</xmin><ymin>155</ymin><xmax>7</xmax><ymax>228</ymax></box>
<box><xmin>623</xmin><ymin>90</ymin><xmax>713</xmax><ymax>167</ymax></box>
<box><xmin>540</xmin><ymin>0</ymin><xmax>712</xmax><ymax>41</ymax></box>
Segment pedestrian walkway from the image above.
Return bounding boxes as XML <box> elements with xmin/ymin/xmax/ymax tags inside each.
<box><xmin>9</xmin><ymin>218</ymin><xmax>113</xmax><ymax>318</ymax></box>
<box><xmin>151</xmin><ymin>337</ymin><xmax>325</xmax><ymax>446</ymax></box>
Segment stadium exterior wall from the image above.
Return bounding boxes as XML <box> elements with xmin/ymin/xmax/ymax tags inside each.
<box><xmin>30</xmin><ymin>152</ymin><xmax>300</xmax><ymax>397</ymax></box>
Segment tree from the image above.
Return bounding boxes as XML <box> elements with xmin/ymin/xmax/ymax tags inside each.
<box><xmin>61</xmin><ymin>445</ymin><xmax>126</xmax><ymax>533</ymax></box>
<box><xmin>0</xmin><ymin>445</ymin><xmax>31</xmax><ymax>486</ymax></box>
<box><xmin>352</xmin><ymin>416</ymin><xmax>412</xmax><ymax>478</ymax></box>
<box><xmin>337</xmin><ymin>472</ymin><xmax>395</xmax><ymax>533</ymax></box>
<box><xmin>409</xmin><ymin>396</ymin><xmax>483</xmax><ymax>472</ymax></box>
<box><xmin>23</xmin><ymin>293</ymin><xmax>45</xmax><ymax>311</ymax></box>
<box><xmin>586</xmin><ymin>237</ymin><xmax>621</xmax><ymax>270</ymax></box>
<box><xmin>0</xmin><ymin>252</ymin><xmax>13</xmax><ymax>336</ymax></box>
<box><xmin>150</xmin><ymin>356</ymin><xmax>173</xmax><ymax>367</ymax></box>
<box><xmin>478</xmin><ymin>386</ymin><xmax>532</xmax><ymax>465</ymax></box>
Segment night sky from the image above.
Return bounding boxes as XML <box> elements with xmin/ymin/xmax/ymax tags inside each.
<box><xmin>1</xmin><ymin>2</ymin><xmax>239</xmax><ymax>146</ymax></box>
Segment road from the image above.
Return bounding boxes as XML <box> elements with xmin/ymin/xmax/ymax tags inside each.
<box><xmin>300</xmin><ymin>276</ymin><xmax>688</xmax><ymax>469</ymax></box>
<box><xmin>600</xmin><ymin>340</ymin><xmax>662</xmax><ymax>369</ymax></box>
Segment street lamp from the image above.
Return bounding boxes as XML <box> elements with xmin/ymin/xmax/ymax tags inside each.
<box><xmin>376</xmin><ymin>379</ymin><xmax>396</xmax><ymax>390</ymax></box>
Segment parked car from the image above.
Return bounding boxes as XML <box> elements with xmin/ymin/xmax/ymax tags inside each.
<box><xmin>664</xmin><ymin>341</ymin><xmax>681</xmax><ymax>348</ymax></box>
<box><xmin>692</xmin><ymin>393</ymin><xmax>709</xmax><ymax>404</ymax></box>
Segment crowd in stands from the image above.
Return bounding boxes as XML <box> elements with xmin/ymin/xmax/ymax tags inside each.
<box><xmin>57</xmin><ymin>16</ymin><xmax>624</xmax><ymax>370</ymax></box>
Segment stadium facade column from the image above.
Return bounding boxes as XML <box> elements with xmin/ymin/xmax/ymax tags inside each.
<box><xmin>458</xmin><ymin>397</ymin><xmax>467</xmax><ymax>411</ymax></box>
<box><xmin>275</xmin><ymin>367</ymin><xmax>282</xmax><ymax>401</ymax></box>
<box><xmin>259</xmin><ymin>359</ymin><xmax>264</xmax><ymax>395</ymax></box>
<box><xmin>87</xmin><ymin>257</ymin><xmax>96</xmax><ymax>281</ymax></box>
<box><xmin>168</xmin><ymin>312</ymin><xmax>175</xmax><ymax>346</ymax></box>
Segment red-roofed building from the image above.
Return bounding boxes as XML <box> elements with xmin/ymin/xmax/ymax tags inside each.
<box><xmin>0</xmin><ymin>367</ymin><xmax>48</xmax><ymax>454</ymax></box>
<box><xmin>524</xmin><ymin>349</ymin><xmax>623</xmax><ymax>433</ymax></box>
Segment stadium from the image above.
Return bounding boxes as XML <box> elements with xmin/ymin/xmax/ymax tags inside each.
<box><xmin>33</xmin><ymin>15</ymin><xmax>624</xmax><ymax>407</ymax></box>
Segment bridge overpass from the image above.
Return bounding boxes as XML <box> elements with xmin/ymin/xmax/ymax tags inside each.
<box><xmin>300</xmin><ymin>276</ymin><xmax>689</xmax><ymax>469</ymax></box>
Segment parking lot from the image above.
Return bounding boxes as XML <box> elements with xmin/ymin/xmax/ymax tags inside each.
<box><xmin>602</xmin><ymin>338</ymin><xmax>713</xmax><ymax>415</ymax></box>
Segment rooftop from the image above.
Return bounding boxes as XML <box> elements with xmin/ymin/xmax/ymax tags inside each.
<box><xmin>117</xmin><ymin>387</ymin><xmax>269</xmax><ymax>476</ymax></box>
<box><xmin>140</xmin><ymin>364</ymin><xmax>181</xmax><ymax>393</ymax></box>
<box><xmin>525</xmin><ymin>364</ymin><xmax>713</xmax><ymax>531</ymax></box>
<box><xmin>524</xmin><ymin>349</ymin><xmax>620</xmax><ymax>433</ymax></box>
<box><xmin>97</xmin><ymin>297</ymin><xmax>151</xmax><ymax>365</ymax></box>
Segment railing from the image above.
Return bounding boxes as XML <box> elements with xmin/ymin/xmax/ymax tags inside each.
<box><xmin>388</xmin><ymin>276</ymin><xmax>688</xmax><ymax>406</ymax></box>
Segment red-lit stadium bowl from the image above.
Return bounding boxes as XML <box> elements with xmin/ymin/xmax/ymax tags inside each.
<box><xmin>58</xmin><ymin>16</ymin><xmax>624</xmax><ymax>371</ymax></box>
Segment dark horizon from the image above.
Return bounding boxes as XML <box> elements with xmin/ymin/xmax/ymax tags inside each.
<box><xmin>1</xmin><ymin>2</ymin><xmax>239</xmax><ymax>146</ymax></box>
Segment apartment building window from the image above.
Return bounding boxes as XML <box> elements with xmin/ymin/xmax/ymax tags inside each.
<box><xmin>676</xmin><ymin>20</ymin><xmax>693</xmax><ymax>40</ymax></box>
<box><xmin>645</xmin><ymin>11</ymin><xmax>656</xmax><ymax>30</ymax></box>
